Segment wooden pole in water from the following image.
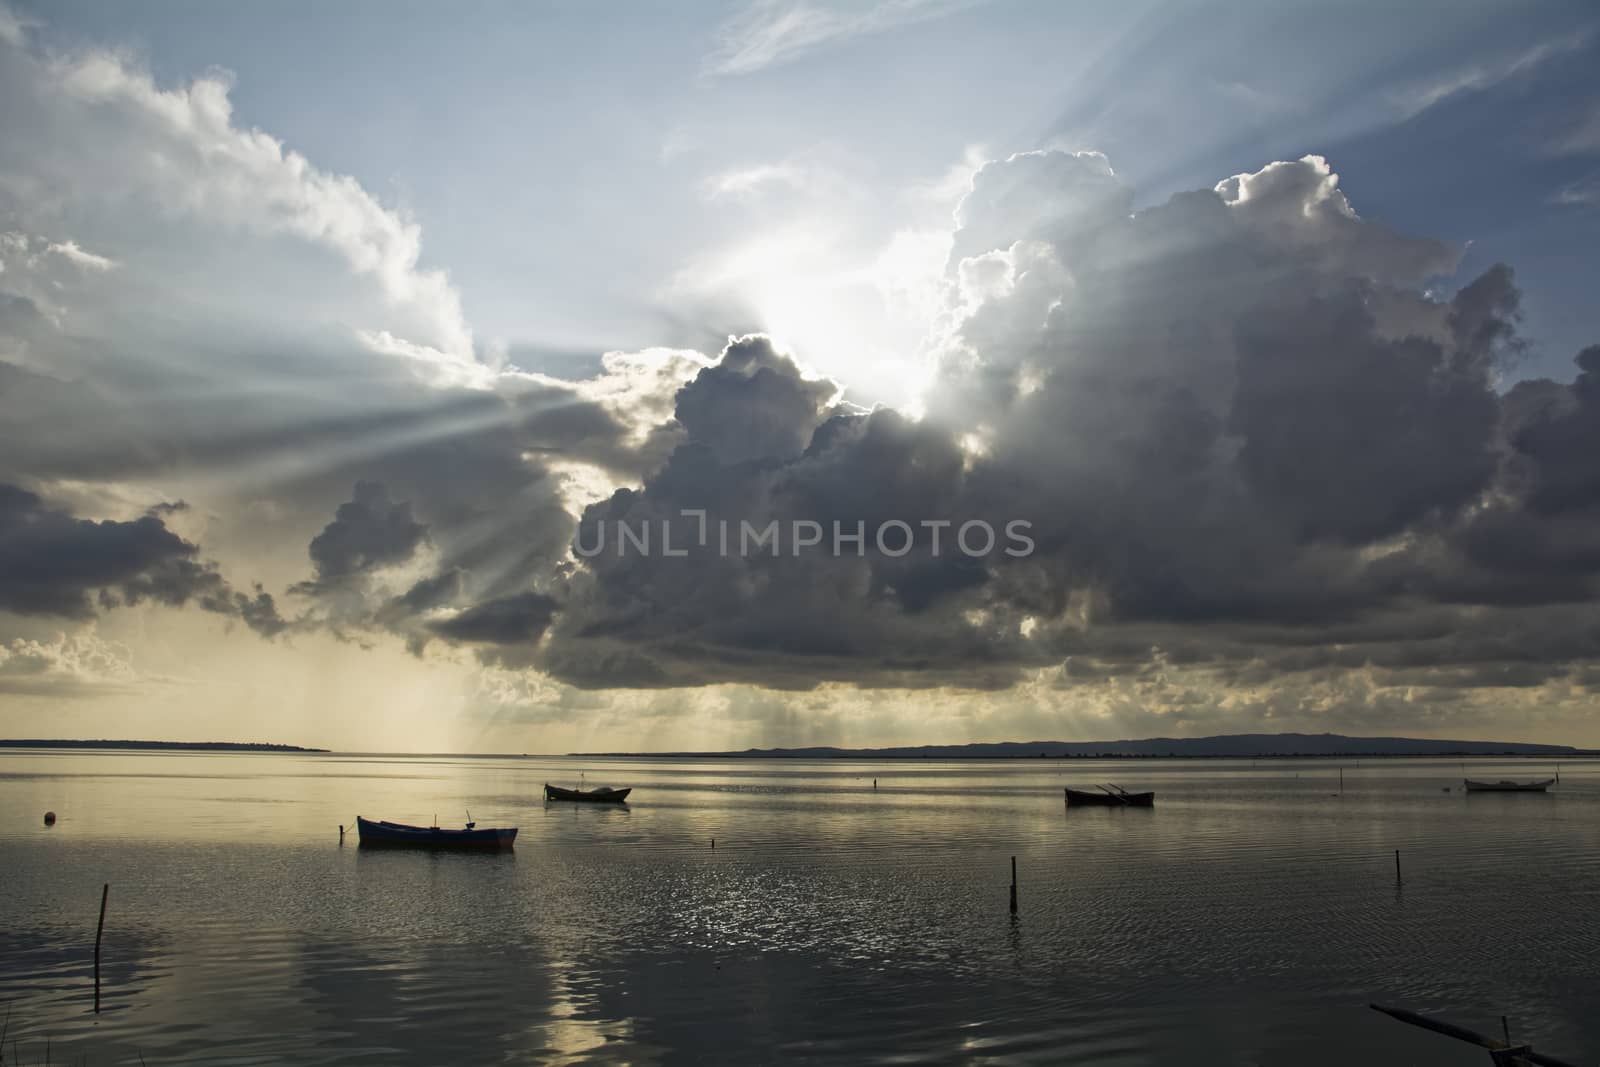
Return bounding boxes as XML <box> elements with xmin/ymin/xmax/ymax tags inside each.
<box><xmin>94</xmin><ymin>882</ymin><xmax>108</xmax><ymax>1013</ymax></box>
<box><xmin>1009</xmin><ymin>856</ymin><xmax>1018</xmax><ymax>914</ymax></box>
<box><xmin>1339</xmin><ymin>767</ymin><xmax>1344</xmax><ymax>795</ymax></box>
<box><xmin>1394</xmin><ymin>849</ymin><xmax>1402</xmax><ymax>885</ymax></box>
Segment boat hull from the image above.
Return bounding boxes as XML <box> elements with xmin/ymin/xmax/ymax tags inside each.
<box><xmin>355</xmin><ymin>816</ymin><xmax>517</xmax><ymax>849</ymax></box>
<box><xmin>544</xmin><ymin>784</ymin><xmax>631</xmax><ymax>803</ymax></box>
<box><xmin>1065</xmin><ymin>787</ymin><xmax>1154</xmax><ymax>807</ymax></box>
<box><xmin>1462</xmin><ymin>778</ymin><xmax>1555</xmax><ymax>793</ymax></box>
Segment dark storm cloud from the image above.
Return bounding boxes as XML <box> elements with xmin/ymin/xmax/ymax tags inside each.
<box><xmin>1507</xmin><ymin>344</ymin><xmax>1600</xmax><ymax>515</ymax></box>
<box><xmin>428</xmin><ymin>592</ymin><xmax>559</xmax><ymax>647</ymax></box>
<box><xmin>1229</xmin><ymin>280</ymin><xmax>1500</xmax><ymax>545</ymax></box>
<box><xmin>487</xmin><ymin>151</ymin><xmax>1600</xmax><ymax>699</ymax></box>
<box><xmin>530</xmin><ymin>339</ymin><xmax>1034</xmax><ymax>689</ymax></box>
<box><xmin>671</xmin><ymin>335</ymin><xmax>838</xmax><ymax>465</ymax></box>
<box><xmin>0</xmin><ymin>483</ymin><xmax>285</xmax><ymax>636</ymax></box>
<box><xmin>302</xmin><ymin>481</ymin><xmax>429</xmax><ymax>587</ymax></box>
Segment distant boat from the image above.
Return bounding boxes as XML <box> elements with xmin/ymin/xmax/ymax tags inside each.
<box><xmin>1065</xmin><ymin>785</ymin><xmax>1154</xmax><ymax>807</ymax></box>
<box><xmin>1462</xmin><ymin>778</ymin><xmax>1555</xmax><ymax>793</ymax></box>
<box><xmin>544</xmin><ymin>783</ymin><xmax>631</xmax><ymax>803</ymax></box>
<box><xmin>355</xmin><ymin>816</ymin><xmax>517</xmax><ymax>849</ymax></box>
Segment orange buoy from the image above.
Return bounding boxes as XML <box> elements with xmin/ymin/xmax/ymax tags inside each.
<box><xmin>43</xmin><ymin>811</ymin><xmax>56</xmax><ymax>825</ymax></box>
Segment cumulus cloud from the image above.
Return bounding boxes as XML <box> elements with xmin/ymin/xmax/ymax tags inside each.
<box><xmin>462</xmin><ymin>149</ymin><xmax>1600</xmax><ymax>718</ymax></box>
<box><xmin>428</xmin><ymin>592</ymin><xmax>559</xmax><ymax>650</ymax></box>
<box><xmin>0</xmin><ymin>26</ymin><xmax>477</xmax><ymax>404</ymax></box>
<box><xmin>0</xmin><ymin>484</ymin><xmax>286</xmax><ymax>636</ymax></box>
<box><xmin>0</xmin><ymin>20</ymin><xmax>684</xmax><ymax>669</ymax></box>
<box><xmin>0</xmin><ymin>631</ymin><xmax>140</xmax><ymax>696</ymax></box>
<box><xmin>299</xmin><ymin>481</ymin><xmax>430</xmax><ymax>590</ymax></box>
<box><xmin>48</xmin><ymin>50</ymin><xmax>472</xmax><ymax>361</ymax></box>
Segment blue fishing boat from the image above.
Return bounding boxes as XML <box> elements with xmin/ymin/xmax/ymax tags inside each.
<box><xmin>355</xmin><ymin>815</ymin><xmax>517</xmax><ymax>849</ymax></box>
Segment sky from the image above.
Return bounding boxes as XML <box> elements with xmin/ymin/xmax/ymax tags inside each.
<box><xmin>1</xmin><ymin>0</ymin><xmax>1599</xmax><ymax>752</ymax></box>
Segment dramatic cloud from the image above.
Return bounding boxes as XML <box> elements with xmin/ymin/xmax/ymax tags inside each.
<box><xmin>487</xmin><ymin>151</ymin><xmax>1600</xmax><ymax>716</ymax></box>
<box><xmin>0</xmin><ymin>485</ymin><xmax>285</xmax><ymax>636</ymax></box>
<box><xmin>429</xmin><ymin>593</ymin><xmax>560</xmax><ymax>650</ymax></box>
<box><xmin>3</xmin><ymin>6</ymin><xmax>1599</xmax><ymax>745</ymax></box>
<box><xmin>299</xmin><ymin>482</ymin><xmax>430</xmax><ymax>591</ymax></box>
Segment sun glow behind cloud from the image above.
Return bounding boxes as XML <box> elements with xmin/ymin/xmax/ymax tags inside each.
<box><xmin>665</xmin><ymin>217</ymin><xmax>952</xmax><ymax>411</ymax></box>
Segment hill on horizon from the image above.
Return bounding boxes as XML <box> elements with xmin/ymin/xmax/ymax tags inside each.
<box><xmin>577</xmin><ymin>732</ymin><xmax>1589</xmax><ymax>759</ymax></box>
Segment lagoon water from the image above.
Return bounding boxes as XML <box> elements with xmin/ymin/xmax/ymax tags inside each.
<box><xmin>2</xmin><ymin>751</ymin><xmax>1598</xmax><ymax>1065</ymax></box>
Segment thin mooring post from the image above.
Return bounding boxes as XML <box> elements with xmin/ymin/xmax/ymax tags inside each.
<box><xmin>1009</xmin><ymin>856</ymin><xmax>1018</xmax><ymax>914</ymax></box>
<box><xmin>1394</xmin><ymin>849</ymin><xmax>1402</xmax><ymax>885</ymax></box>
<box><xmin>1339</xmin><ymin>767</ymin><xmax>1344</xmax><ymax>794</ymax></box>
<box><xmin>94</xmin><ymin>882</ymin><xmax>108</xmax><ymax>1013</ymax></box>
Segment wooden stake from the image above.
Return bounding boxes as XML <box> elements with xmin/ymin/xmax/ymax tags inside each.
<box><xmin>1009</xmin><ymin>856</ymin><xmax>1018</xmax><ymax>914</ymax></box>
<box><xmin>94</xmin><ymin>882</ymin><xmax>108</xmax><ymax>1013</ymax></box>
<box><xmin>1394</xmin><ymin>849</ymin><xmax>1402</xmax><ymax>885</ymax></box>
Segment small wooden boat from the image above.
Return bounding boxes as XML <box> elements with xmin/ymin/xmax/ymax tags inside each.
<box><xmin>1463</xmin><ymin>778</ymin><xmax>1555</xmax><ymax>793</ymax></box>
<box><xmin>1371</xmin><ymin>1002</ymin><xmax>1578</xmax><ymax>1067</ymax></box>
<box><xmin>1065</xmin><ymin>784</ymin><xmax>1154</xmax><ymax>807</ymax></box>
<box><xmin>355</xmin><ymin>815</ymin><xmax>517</xmax><ymax>849</ymax></box>
<box><xmin>544</xmin><ymin>783</ymin><xmax>631</xmax><ymax>803</ymax></box>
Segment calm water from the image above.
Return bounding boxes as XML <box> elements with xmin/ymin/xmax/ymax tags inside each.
<box><xmin>2</xmin><ymin>752</ymin><xmax>1597</xmax><ymax>1065</ymax></box>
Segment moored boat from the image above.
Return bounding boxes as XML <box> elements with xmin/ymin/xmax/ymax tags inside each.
<box><xmin>544</xmin><ymin>783</ymin><xmax>631</xmax><ymax>803</ymax></box>
<box><xmin>1065</xmin><ymin>785</ymin><xmax>1154</xmax><ymax>807</ymax></box>
<box><xmin>1462</xmin><ymin>778</ymin><xmax>1555</xmax><ymax>793</ymax></box>
<box><xmin>355</xmin><ymin>815</ymin><xmax>517</xmax><ymax>849</ymax></box>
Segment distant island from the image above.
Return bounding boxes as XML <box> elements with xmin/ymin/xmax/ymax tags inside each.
<box><xmin>576</xmin><ymin>732</ymin><xmax>1593</xmax><ymax>759</ymax></box>
<box><xmin>0</xmin><ymin>739</ymin><xmax>328</xmax><ymax>753</ymax></box>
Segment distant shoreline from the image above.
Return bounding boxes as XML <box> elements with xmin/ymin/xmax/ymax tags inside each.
<box><xmin>0</xmin><ymin>739</ymin><xmax>328</xmax><ymax>753</ymax></box>
<box><xmin>571</xmin><ymin>751</ymin><xmax>1599</xmax><ymax>760</ymax></box>
<box><xmin>570</xmin><ymin>732</ymin><xmax>1596</xmax><ymax>760</ymax></box>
